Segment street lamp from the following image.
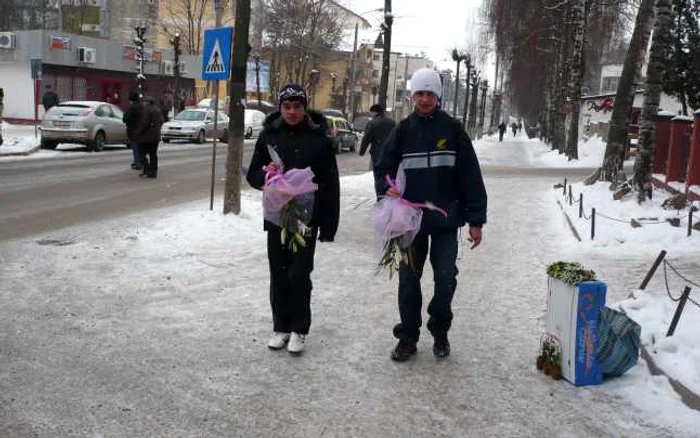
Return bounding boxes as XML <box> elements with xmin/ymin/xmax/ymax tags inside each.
<box><xmin>329</xmin><ymin>72</ymin><xmax>337</xmax><ymax>109</ymax></box>
<box><xmin>253</xmin><ymin>52</ymin><xmax>261</xmax><ymax>107</ymax></box>
<box><xmin>308</xmin><ymin>69</ymin><xmax>320</xmax><ymax>108</ymax></box>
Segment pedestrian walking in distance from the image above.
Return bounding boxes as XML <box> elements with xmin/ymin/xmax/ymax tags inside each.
<box><xmin>375</xmin><ymin>68</ymin><xmax>487</xmax><ymax>362</ymax></box>
<box><xmin>123</xmin><ymin>91</ymin><xmax>143</xmax><ymax>170</ymax></box>
<box><xmin>246</xmin><ymin>84</ymin><xmax>340</xmax><ymax>355</ymax></box>
<box><xmin>498</xmin><ymin>121</ymin><xmax>507</xmax><ymax>142</ymax></box>
<box><xmin>359</xmin><ymin>103</ymin><xmax>396</xmax><ymax>195</ymax></box>
<box><xmin>137</xmin><ymin>96</ymin><xmax>164</xmax><ymax>179</ymax></box>
<box><xmin>42</xmin><ymin>84</ymin><xmax>60</xmax><ymax>112</ymax></box>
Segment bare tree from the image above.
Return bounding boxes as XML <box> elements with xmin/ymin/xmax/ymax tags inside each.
<box><xmin>633</xmin><ymin>0</ymin><xmax>675</xmax><ymax>202</ymax></box>
<box><xmin>261</xmin><ymin>0</ymin><xmax>344</xmax><ymax>89</ymax></box>
<box><xmin>589</xmin><ymin>0</ymin><xmax>655</xmax><ymax>185</ymax></box>
<box><xmin>160</xmin><ymin>0</ymin><xmax>234</xmax><ymax>55</ymax></box>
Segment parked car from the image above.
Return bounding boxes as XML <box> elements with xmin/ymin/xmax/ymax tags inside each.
<box><xmin>352</xmin><ymin>114</ymin><xmax>373</xmax><ymax>133</ymax></box>
<box><xmin>244</xmin><ymin>109</ymin><xmax>266</xmax><ymax>139</ymax></box>
<box><xmin>39</xmin><ymin>101</ymin><xmax>128</xmax><ymax>151</ymax></box>
<box><xmin>197</xmin><ymin>97</ymin><xmax>229</xmax><ymax>114</ymax></box>
<box><xmin>327</xmin><ymin>116</ymin><xmax>358</xmax><ymax>154</ymax></box>
<box><xmin>320</xmin><ymin>108</ymin><xmax>345</xmax><ymax>119</ymax></box>
<box><xmin>245</xmin><ymin>100</ymin><xmax>276</xmax><ymax>114</ymax></box>
<box><xmin>161</xmin><ymin>108</ymin><xmax>229</xmax><ymax>144</ymax></box>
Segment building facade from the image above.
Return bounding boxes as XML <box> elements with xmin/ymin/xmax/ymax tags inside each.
<box><xmin>0</xmin><ymin>30</ymin><xmax>200</xmax><ymax>122</ymax></box>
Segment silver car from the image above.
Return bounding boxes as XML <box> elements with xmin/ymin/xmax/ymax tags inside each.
<box><xmin>40</xmin><ymin>101</ymin><xmax>128</xmax><ymax>151</ymax></box>
<box><xmin>161</xmin><ymin>109</ymin><xmax>229</xmax><ymax>144</ymax></box>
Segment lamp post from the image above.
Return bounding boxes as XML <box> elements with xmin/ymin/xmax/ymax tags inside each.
<box><xmin>330</xmin><ymin>72</ymin><xmax>337</xmax><ymax>109</ymax></box>
<box><xmin>170</xmin><ymin>32</ymin><xmax>181</xmax><ymax>114</ymax></box>
<box><xmin>253</xmin><ymin>52</ymin><xmax>261</xmax><ymax>107</ymax></box>
<box><xmin>469</xmin><ymin>70</ymin><xmax>480</xmax><ymax>137</ymax></box>
<box><xmin>134</xmin><ymin>25</ymin><xmax>147</xmax><ymax>98</ymax></box>
<box><xmin>308</xmin><ymin>69</ymin><xmax>320</xmax><ymax>108</ymax></box>
<box><xmin>461</xmin><ymin>54</ymin><xmax>472</xmax><ymax>128</ymax></box>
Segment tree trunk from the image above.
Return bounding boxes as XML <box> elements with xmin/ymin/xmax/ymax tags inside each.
<box><xmin>223</xmin><ymin>0</ymin><xmax>250</xmax><ymax>215</ymax></box>
<box><xmin>599</xmin><ymin>0</ymin><xmax>655</xmax><ymax>183</ymax></box>
<box><xmin>633</xmin><ymin>0</ymin><xmax>674</xmax><ymax>202</ymax></box>
<box><xmin>565</xmin><ymin>0</ymin><xmax>589</xmax><ymax>161</ymax></box>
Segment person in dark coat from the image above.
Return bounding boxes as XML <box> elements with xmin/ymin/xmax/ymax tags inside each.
<box><xmin>498</xmin><ymin>121</ymin><xmax>507</xmax><ymax>142</ymax></box>
<box><xmin>374</xmin><ymin>68</ymin><xmax>487</xmax><ymax>362</ymax></box>
<box><xmin>137</xmin><ymin>96</ymin><xmax>164</xmax><ymax>178</ymax></box>
<box><xmin>359</xmin><ymin>103</ymin><xmax>396</xmax><ymax>168</ymax></box>
<box><xmin>511</xmin><ymin>122</ymin><xmax>518</xmax><ymax>137</ymax></box>
<box><xmin>122</xmin><ymin>91</ymin><xmax>143</xmax><ymax>170</ymax></box>
<box><xmin>41</xmin><ymin>85</ymin><xmax>60</xmax><ymax>112</ymax></box>
<box><xmin>246</xmin><ymin>83</ymin><xmax>340</xmax><ymax>355</ymax></box>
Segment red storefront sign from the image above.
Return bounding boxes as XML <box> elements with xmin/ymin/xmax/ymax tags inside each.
<box><xmin>122</xmin><ymin>45</ymin><xmax>163</xmax><ymax>63</ymax></box>
<box><xmin>50</xmin><ymin>36</ymin><xmax>71</xmax><ymax>50</ymax></box>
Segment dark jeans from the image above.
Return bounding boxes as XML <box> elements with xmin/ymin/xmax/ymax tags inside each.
<box><xmin>129</xmin><ymin>139</ymin><xmax>140</xmax><ymax>165</ymax></box>
<box><xmin>499</xmin><ymin>131</ymin><xmax>505</xmax><ymax>142</ymax></box>
<box><xmin>393</xmin><ymin>228</ymin><xmax>459</xmax><ymax>343</ymax></box>
<box><xmin>267</xmin><ymin>225</ymin><xmax>318</xmax><ymax>335</ymax></box>
<box><xmin>139</xmin><ymin>142</ymin><xmax>159</xmax><ymax>176</ymax></box>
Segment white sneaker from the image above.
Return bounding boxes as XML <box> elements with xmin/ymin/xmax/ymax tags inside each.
<box><xmin>268</xmin><ymin>332</ymin><xmax>290</xmax><ymax>350</ymax></box>
<box><xmin>287</xmin><ymin>332</ymin><xmax>305</xmax><ymax>354</ymax></box>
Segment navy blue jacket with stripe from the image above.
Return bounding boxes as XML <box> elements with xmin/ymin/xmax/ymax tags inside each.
<box><xmin>374</xmin><ymin>109</ymin><xmax>487</xmax><ymax>229</ymax></box>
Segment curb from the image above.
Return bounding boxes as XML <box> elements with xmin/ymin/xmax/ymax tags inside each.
<box><xmin>640</xmin><ymin>344</ymin><xmax>700</xmax><ymax>412</ymax></box>
<box><xmin>556</xmin><ymin>199</ymin><xmax>582</xmax><ymax>242</ymax></box>
<box><xmin>0</xmin><ymin>144</ymin><xmax>41</xmax><ymax>157</ymax></box>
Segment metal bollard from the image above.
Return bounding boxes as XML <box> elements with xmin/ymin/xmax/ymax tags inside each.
<box><xmin>591</xmin><ymin>208</ymin><xmax>596</xmax><ymax>240</ymax></box>
<box><xmin>569</xmin><ymin>185</ymin><xmax>573</xmax><ymax>205</ymax></box>
<box><xmin>578</xmin><ymin>193</ymin><xmax>583</xmax><ymax>218</ymax></box>
<box><xmin>689</xmin><ymin>209</ymin><xmax>694</xmax><ymax>237</ymax></box>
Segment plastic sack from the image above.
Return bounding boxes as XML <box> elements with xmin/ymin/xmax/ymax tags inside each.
<box><xmin>595</xmin><ymin>306</ymin><xmax>641</xmax><ymax>378</ymax></box>
<box><xmin>262</xmin><ymin>145</ymin><xmax>317</xmax><ymax>228</ymax></box>
<box><xmin>372</xmin><ymin>165</ymin><xmax>425</xmax><ymax>261</ymax></box>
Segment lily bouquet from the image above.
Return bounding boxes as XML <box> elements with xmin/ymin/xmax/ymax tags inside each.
<box><xmin>262</xmin><ymin>146</ymin><xmax>318</xmax><ymax>252</ymax></box>
<box><xmin>373</xmin><ymin>165</ymin><xmax>446</xmax><ymax>278</ymax></box>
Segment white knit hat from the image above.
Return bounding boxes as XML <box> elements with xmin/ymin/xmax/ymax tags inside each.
<box><xmin>410</xmin><ymin>68</ymin><xmax>442</xmax><ymax>98</ymax></box>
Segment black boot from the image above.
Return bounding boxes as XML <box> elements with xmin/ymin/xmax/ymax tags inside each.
<box><xmin>391</xmin><ymin>339</ymin><xmax>417</xmax><ymax>362</ymax></box>
<box><xmin>432</xmin><ymin>332</ymin><xmax>450</xmax><ymax>358</ymax></box>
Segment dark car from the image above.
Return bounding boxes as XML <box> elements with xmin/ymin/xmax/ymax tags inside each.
<box><xmin>327</xmin><ymin>116</ymin><xmax>358</xmax><ymax>154</ymax></box>
<box><xmin>352</xmin><ymin>114</ymin><xmax>373</xmax><ymax>132</ymax></box>
<box><xmin>245</xmin><ymin>100</ymin><xmax>276</xmax><ymax>114</ymax></box>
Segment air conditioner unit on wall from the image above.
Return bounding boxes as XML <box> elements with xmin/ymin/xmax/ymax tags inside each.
<box><xmin>0</xmin><ymin>32</ymin><xmax>16</xmax><ymax>50</ymax></box>
<box><xmin>178</xmin><ymin>61</ymin><xmax>186</xmax><ymax>74</ymax></box>
<box><xmin>162</xmin><ymin>60</ymin><xmax>174</xmax><ymax>75</ymax></box>
<box><xmin>78</xmin><ymin>47</ymin><xmax>97</xmax><ymax>64</ymax></box>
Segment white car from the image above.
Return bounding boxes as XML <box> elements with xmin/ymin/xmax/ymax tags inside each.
<box><xmin>39</xmin><ymin>101</ymin><xmax>128</xmax><ymax>151</ymax></box>
<box><xmin>245</xmin><ymin>109</ymin><xmax>266</xmax><ymax>139</ymax></box>
<box><xmin>161</xmin><ymin>109</ymin><xmax>229</xmax><ymax>144</ymax></box>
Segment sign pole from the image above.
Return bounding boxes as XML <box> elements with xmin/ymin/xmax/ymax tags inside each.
<box><xmin>210</xmin><ymin>81</ymin><xmax>220</xmax><ymax>211</ymax></box>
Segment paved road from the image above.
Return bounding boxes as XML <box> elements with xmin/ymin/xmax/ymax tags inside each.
<box><xmin>0</xmin><ymin>141</ymin><xmax>373</xmax><ymax>242</ymax></box>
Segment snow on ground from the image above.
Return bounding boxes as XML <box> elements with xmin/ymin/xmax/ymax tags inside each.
<box><xmin>1</xmin><ymin>129</ymin><xmax>700</xmax><ymax>435</ymax></box>
<box><xmin>0</xmin><ymin>122</ymin><xmax>40</xmax><ymax>155</ymax></box>
<box><xmin>535</xmin><ymin>135</ymin><xmax>625</xmax><ymax>168</ymax></box>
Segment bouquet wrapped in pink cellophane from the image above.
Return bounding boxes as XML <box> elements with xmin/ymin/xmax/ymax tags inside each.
<box><xmin>372</xmin><ymin>165</ymin><xmax>446</xmax><ymax>278</ymax></box>
<box><xmin>263</xmin><ymin>145</ymin><xmax>318</xmax><ymax>252</ymax></box>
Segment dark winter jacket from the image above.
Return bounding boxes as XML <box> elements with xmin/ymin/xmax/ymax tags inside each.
<box><xmin>123</xmin><ymin>102</ymin><xmax>143</xmax><ymax>142</ymax></box>
<box><xmin>138</xmin><ymin>104</ymin><xmax>164</xmax><ymax>144</ymax></box>
<box><xmin>374</xmin><ymin>109</ymin><xmax>487</xmax><ymax>229</ymax></box>
<box><xmin>42</xmin><ymin>91</ymin><xmax>60</xmax><ymax>111</ymax></box>
<box><xmin>359</xmin><ymin>113</ymin><xmax>396</xmax><ymax>158</ymax></box>
<box><xmin>246</xmin><ymin>110</ymin><xmax>341</xmax><ymax>241</ymax></box>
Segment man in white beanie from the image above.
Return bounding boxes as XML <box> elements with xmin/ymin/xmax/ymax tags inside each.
<box><xmin>374</xmin><ymin>67</ymin><xmax>487</xmax><ymax>362</ymax></box>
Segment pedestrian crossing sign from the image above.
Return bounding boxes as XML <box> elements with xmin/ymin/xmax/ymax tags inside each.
<box><xmin>201</xmin><ymin>27</ymin><xmax>233</xmax><ymax>81</ymax></box>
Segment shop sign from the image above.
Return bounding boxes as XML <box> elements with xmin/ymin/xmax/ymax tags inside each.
<box><xmin>123</xmin><ymin>46</ymin><xmax>163</xmax><ymax>63</ymax></box>
<box><xmin>50</xmin><ymin>36</ymin><xmax>71</xmax><ymax>50</ymax></box>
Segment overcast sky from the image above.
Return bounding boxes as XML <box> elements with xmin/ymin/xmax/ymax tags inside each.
<box><xmin>345</xmin><ymin>0</ymin><xmax>485</xmax><ymax>70</ymax></box>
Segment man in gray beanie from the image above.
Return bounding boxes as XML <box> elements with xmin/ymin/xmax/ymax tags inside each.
<box><xmin>374</xmin><ymin>67</ymin><xmax>487</xmax><ymax>362</ymax></box>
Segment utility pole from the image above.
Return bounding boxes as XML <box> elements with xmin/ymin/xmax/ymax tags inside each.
<box><xmin>348</xmin><ymin>22</ymin><xmax>359</xmax><ymax>122</ymax></box>
<box><xmin>171</xmin><ymin>33</ymin><xmax>181</xmax><ymax>114</ymax></box>
<box><xmin>224</xmin><ymin>0</ymin><xmax>250</xmax><ymax>215</ymax></box>
<box><xmin>378</xmin><ymin>0</ymin><xmax>392</xmax><ymax>109</ymax></box>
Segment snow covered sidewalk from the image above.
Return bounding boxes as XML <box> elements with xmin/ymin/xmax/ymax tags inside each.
<box><xmin>0</xmin><ymin>122</ymin><xmax>40</xmax><ymax>156</ymax></box>
<box><xmin>1</xmin><ymin>136</ymin><xmax>699</xmax><ymax>437</ymax></box>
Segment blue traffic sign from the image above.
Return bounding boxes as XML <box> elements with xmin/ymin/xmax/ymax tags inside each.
<box><xmin>201</xmin><ymin>27</ymin><xmax>233</xmax><ymax>81</ymax></box>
